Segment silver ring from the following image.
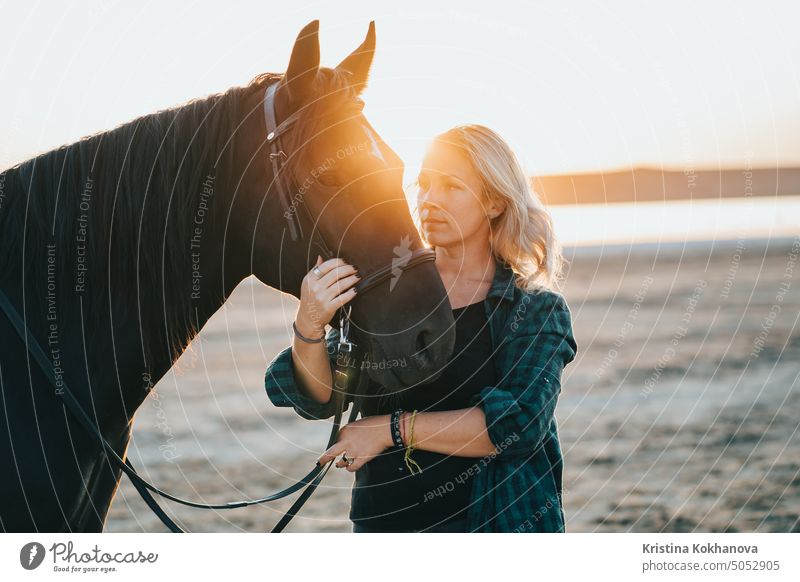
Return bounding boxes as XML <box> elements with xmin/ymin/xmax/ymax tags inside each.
<box><xmin>312</xmin><ymin>266</ymin><xmax>322</xmax><ymax>278</ymax></box>
<box><xmin>342</xmin><ymin>454</ymin><xmax>353</xmax><ymax>466</ymax></box>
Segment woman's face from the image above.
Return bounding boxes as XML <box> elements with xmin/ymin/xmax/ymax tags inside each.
<box><xmin>416</xmin><ymin>141</ymin><xmax>501</xmax><ymax>249</ymax></box>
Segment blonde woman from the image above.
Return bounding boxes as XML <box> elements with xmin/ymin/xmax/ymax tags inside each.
<box><xmin>265</xmin><ymin>124</ymin><xmax>578</xmax><ymax>533</ymax></box>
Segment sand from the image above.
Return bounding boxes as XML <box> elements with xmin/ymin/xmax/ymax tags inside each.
<box><xmin>106</xmin><ymin>236</ymin><xmax>800</xmax><ymax>532</ymax></box>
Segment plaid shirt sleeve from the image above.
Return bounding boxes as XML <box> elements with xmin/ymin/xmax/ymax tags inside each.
<box><xmin>264</xmin><ymin>327</ymin><xmax>344</xmax><ymax>421</ymax></box>
<box><xmin>469</xmin><ymin>290</ymin><xmax>577</xmax><ymax>462</ymax></box>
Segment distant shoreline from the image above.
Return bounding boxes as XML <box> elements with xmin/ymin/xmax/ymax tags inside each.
<box><xmin>549</xmin><ymin>193</ymin><xmax>799</xmax><ymax>249</ymax></box>
<box><xmin>534</xmin><ymin>166</ymin><xmax>800</xmax><ymax>206</ymax></box>
<box><xmin>564</xmin><ymin>234</ymin><xmax>799</xmax><ymax>258</ymax></box>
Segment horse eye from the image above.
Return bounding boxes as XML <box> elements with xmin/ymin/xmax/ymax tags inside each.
<box><xmin>318</xmin><ymin>171</ymin><xmax>342</xmax><ymax>188</ymax></box>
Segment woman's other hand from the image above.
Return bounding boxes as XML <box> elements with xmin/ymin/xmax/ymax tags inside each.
<box><xmin>317</xmin><ymin>415</ymin><xmax>393</xmax><ymax>472</ymax></box>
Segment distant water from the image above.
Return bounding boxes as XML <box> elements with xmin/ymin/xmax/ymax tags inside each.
<box><xmin>551</xmin><ymin>194</ymin><xmax>800</xmax><ymax>247</ymax></box>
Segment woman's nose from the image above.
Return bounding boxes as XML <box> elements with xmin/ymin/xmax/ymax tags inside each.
<box><xmin>418</xmin><ymin>197</ymin><xmax>443</xmax><ymax>215</ymax></box>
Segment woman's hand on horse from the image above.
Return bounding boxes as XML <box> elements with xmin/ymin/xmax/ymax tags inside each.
<box><xmin>296</xmin><ymin>255</ymin><xmax>360</xmax><ymax>337</ymax></box>
<box><xmin>317</xmin><ymin>415</ymin><xmax>393</xmax><ymax>472</ymax></box>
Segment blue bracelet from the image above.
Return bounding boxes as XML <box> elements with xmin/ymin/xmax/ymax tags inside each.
<box><xmin>390</xmin><ymin>409</ymin><xmax>405</xmax><ymax>448</ymax></box>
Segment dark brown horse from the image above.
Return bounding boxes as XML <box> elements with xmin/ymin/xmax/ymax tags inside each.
<box><xmin>0</xmin><ymin>20</ymin><xmax>455</xmax><ymax>532</ymax></box>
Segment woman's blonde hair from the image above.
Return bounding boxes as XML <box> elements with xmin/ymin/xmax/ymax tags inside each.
<box><xmin>419</xmin><ymin>124</ymin><xmax>565</xmax><ymax>292</ymax></box>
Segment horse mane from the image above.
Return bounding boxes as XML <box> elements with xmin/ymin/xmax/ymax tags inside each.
<box><xmin>0</xmin><ymin>74</ymin><xmax>277</xmax><ymax>367</ymax></box>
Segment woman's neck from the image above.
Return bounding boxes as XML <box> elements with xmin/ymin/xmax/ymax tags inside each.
<box><xmin>434</xmin><ymin>238</ymin><xmax>496</xmax><ymax>308</ymax></box>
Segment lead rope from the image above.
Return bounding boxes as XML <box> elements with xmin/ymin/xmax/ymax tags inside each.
<box><xmin>272</xmin><ymin>351</ymin><xmax>367</xmax><ymax>532</ymax></box>
<box><xmin>271</xmin><ymin>302</ymin><xmax>361</xmax><ymax>532</ymax></box>
<box><xmin>0</xmin><ymin>288</ymin><xmax>354</xmax><ymax>533</ymax></box>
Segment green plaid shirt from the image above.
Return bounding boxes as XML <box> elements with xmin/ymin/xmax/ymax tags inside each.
<box><xmin>265</xmin><ymin>257</ymin><xmax>578</xmax><ymax>532</ymax></box>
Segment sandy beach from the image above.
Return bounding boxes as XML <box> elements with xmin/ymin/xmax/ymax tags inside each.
<box><xmin>106</xmin><ymin>235</ymin><xmax>800</xmax><ymax>533</ymax></box>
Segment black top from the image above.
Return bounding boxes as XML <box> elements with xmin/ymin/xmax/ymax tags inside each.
<box><xmin>349</xmin><ymin>298</ymin><xmax>497</xmax><ymax>530</ymax></box>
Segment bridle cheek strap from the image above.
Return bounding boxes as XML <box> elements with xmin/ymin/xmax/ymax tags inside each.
<box><xmin>264</xmin><ymin>81</ymin><xmax>305</xmax><ymax>242</ymax></box>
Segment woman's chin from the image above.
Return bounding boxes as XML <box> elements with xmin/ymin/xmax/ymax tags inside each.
<box><xmin>422</xmin><ymin>231</ymin><xmax>452</xmax><ymax>247</ymax></box>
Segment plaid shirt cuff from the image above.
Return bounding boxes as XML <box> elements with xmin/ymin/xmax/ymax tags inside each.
<box><xmin>265</xmin><ymin>339</ymin><xmax>340</xmax><ymax>421</ymax></box>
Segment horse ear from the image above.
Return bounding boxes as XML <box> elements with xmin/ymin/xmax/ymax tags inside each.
<box><xmin>283</xmin><ymin>20</ymin><xmax>321</xmax><ymax>105</ymax></box>
<box><xmin>336</xmin><ymin>21</ymin><xmax>376</xmax><ymax>95</ymax></box>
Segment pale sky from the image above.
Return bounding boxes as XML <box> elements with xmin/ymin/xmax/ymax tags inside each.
<box><xmin>1</xmin><ymin>0</ymin><xmax>799</xmax><ymax>181</ymax></box>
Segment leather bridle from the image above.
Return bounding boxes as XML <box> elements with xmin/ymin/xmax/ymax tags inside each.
<box><xmin>263</xmin><ymin>80</ymin><xmax>437</xmax><ymax>300</ymax></box>
<box><xmin>0</xmin><ymin>78</ymin><xmax>438</xmax><ymax>533</ymax></box>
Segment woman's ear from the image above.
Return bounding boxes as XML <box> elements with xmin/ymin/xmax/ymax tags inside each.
<box><xmin>487</xmin><ymin>200</ymin><xmax>506</xmax><ymax>219</ymax></box>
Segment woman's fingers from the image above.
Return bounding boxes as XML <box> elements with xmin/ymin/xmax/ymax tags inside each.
<box><xmin>327</xmin><ymin>273</ymin><xmax>360</xmax><ymax>299</ymax></box>
<box><xmin>309</xmin><ymin>262</ymin><xmax>360</xmax><ymax>314</ymax></box>
<box><xmin>332</xmin><ymin>286</ymin><xmax>358</xmax><ymax>308</ymax></box>
<box><xmin>317</xmin><ymin>262</ymin><xmax>358</xmax><ymax>290</ymax></box>
<box><xmin>305</xmin><ymin>259</ymin><xmax>357</xmax><ymax>299</ymax></box>
<box><xmin>335</xmin><ymin>455</ymin><xmax>355</xmax><ymax>469</ymax></box>
<box><xmin>317</xmin><ymin>441</ymin><xmax>347</xmax><ymax>466</ymax></box>
<box><xmin>299</xmin><ymin>257</ymin><xmax>359</xmax><ymax>329</ymax></box>
<box><xmin>305</xmin><ymin>258</ymin><xmax>338</xmax><ymax>287</ymax></box>
<box><xmin>318</xmin><ymin>441</ymin><xmax>367</xmax><ymax>472</ymax></box>
<box><xmin>332</xmin><ymin>451</ymin><xmax>366</xmax><ymax>472</ymax></box>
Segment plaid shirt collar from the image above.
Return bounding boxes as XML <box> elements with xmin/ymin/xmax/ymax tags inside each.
<box><xmin>486</xmin><ymin>256</ymin><xmax>517</xmax><ymax>303</ymax></box>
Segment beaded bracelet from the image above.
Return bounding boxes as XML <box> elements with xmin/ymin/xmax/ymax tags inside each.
<box><xmin>400</xmin><ymin>411</ymin><xmax>408</xmax><ymax>446</ymax></box>
<box><xmin>390</xmin><ymin>409</ymin><xmax>405</xmax><ymax>448</ymax></box>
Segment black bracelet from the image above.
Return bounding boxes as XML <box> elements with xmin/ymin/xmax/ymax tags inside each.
<box><xmin>390</xmin><ymin>409</ymin><xmax>405</xmax><ymax>448</ymax></box>
<box><xmin>292</xmin><ymin>320</ymin><xmax>325</xmax><ymax>343</ymax></box>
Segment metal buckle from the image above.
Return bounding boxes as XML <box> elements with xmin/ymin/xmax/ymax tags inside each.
<box><xmin>338</xmin><ymin>305</ymin><xmax>356</xmax><ymax>353</ymax></box>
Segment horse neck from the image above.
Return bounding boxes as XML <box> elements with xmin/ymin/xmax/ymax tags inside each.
<box><xmin>135</xmin><ymin>198</ymin><xmax>245</xmax><ymax>394</ymax></box>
